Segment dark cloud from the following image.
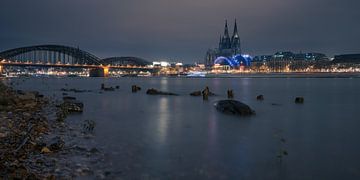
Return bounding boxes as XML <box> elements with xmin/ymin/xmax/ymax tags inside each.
<box><xmin>0</xmin><ymin>0</ymin><xmax>359</xmax><ymax>62</ymax></box>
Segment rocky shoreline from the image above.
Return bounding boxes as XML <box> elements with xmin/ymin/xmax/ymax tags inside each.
<box><xmin>0</xmin><ymin>81</ymin><xmax>54</xmax><ymax>179</ymax></box>
<box><xmin>0</xmin><ymin>81</ymin><xmax>105</xmax><ymax>179</ymax></box>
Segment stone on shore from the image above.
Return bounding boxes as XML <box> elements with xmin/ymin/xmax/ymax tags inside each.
<box><xmin>48</xmin><ymin>136</ymin><xmax>65</xmax><ymax>151</ymax></box>
<box><xmin>146</xmin><ymin>88</ymin><xmax>178</xmax><ymax>96</ymax></box>
<box><xmin>215</xmin><ymin>100</ymin><xmax>255</xmax><ymax>116</ymax></box>
<box><xmin>17</xmin><ymin>92</ymin><xmax>36</xmax><ymax>101</ymax></box>
<box><xmin>60</xmin><ymin>99</ymin><xmax>84</xmax><ymax>113</ymax></box>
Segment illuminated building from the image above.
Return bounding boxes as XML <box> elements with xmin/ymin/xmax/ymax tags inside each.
<box><xmin>333</xmin><ymin>54</ymin><xmax>360</xmax><ymax>64</ymax></box>
<box><xmin>205</xmin><ymin>19</ymin><xmax>247</xmax><ymax>67</ymax></box>
<box><xmin>214</xmin><ymin>54</ymin><xmax>252</xmax><ymax>68</ymax></box>
<box><xmin>254</xmin><ymin>52</ymin><xmax>329</xmax><ymax>63</ymax></box>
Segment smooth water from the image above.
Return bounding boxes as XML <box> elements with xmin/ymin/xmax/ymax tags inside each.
<box><xmin>9</xmin><ymin>77</ymin><xmax>360</xmax><ymax>179</ymax></box>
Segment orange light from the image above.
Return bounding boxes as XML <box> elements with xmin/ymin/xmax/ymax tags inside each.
<box><xmin>102</xmin><ymin>66</ymin><xmax>110</xmax><ymax>77</ymax></box>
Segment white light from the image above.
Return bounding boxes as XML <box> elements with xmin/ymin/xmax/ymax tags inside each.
<box><xmin>160</xmin><ymin>61</ymin><xmax>169</xmax><ymax>67</ymax></box>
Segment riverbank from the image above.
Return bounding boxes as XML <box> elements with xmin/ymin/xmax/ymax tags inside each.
<box><xmin>0</xmin><ymin>81</ymin><xmax>54</xmax><ymax>178</ymax></box>
<box><xmin>0</xmin><ymin>80</ymin><xmax>104</xmax><ymax>179</ymax></box>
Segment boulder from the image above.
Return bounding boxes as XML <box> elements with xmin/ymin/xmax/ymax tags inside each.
<box><xmin>83</xmin><ymin>119</ymin><xmax>96</xmax><ymax>132</ymax></box>
<box><xmin>61</xmin><ymin>100</ymin><xmax>84</xmax><ymax>113</ymax></box>
<box><xmin>61</xmin><ymin>88</ymin><xmax>89</xmax><ymax>93</ymax></box>
<box><xmin>295</xmin><ymin>97</ymin><xmax>304</xmax><ymax>104</ymax></box>
<box><xmin>256</xmin><ymin>95</ymin><xmax>264</xmax><ymax>101</ymax></box>
<box><xmin>103</xmin><ymin>87</ymin><xmax>115</xmax><ymax>91</ymax></box>
<box><xmin>48</xmin><ymin>136</ymin><xmax>65</xmax><ymax>151</ymax></box>
<box><xmin>132</xmin><ymin>85</ymin><xmax>141</xmax><ymax>92</ymax></box>
<box><xmin>190</xmin><ymin>91</ymin><xmax>201</xmax><ymax>96</ymax></box>
<box><xmin>63</xmin><ymin>96</ymin><xmax>76</xmax><ymax>101</ymax></box>
<box><xmin>215</xmin><ymin>100</ymin><xmax>255</xmax><ymax>116</ymax></box>
<box><xmin>146</xmin><ymin>88</ymin><xmax>178</xmax><ymax>96</ymax></box>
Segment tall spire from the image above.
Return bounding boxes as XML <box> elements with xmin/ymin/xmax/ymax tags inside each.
<box><xmin>224</xmin><ymin>20</ymin><xmax>229</xmax><ymax>38</ymax></box>
<box><xmin>231</xmin><ymin>19</ymin><xmax>241</xmax><ymax>53</ymax></box>
<box><xmin>233</xmin><ymin>19</ymin><xmax>239</xmax><ymax>38</ymax></box>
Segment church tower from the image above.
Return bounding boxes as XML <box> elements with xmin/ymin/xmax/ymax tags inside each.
<box><xmin>220</xmin><ymin>20</ymin><xmax>231</xmax><ymax>50</ymax></box>
<box><xmin>231</xmin><ymin>19</ymin><xmax>241</xmax><ymax>54</ymax></box>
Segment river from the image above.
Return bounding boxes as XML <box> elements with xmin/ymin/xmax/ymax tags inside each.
<box><xmin>7</xmin><ymin>76</ymin><xmax>360</xmax><ymax>179</ymax></box>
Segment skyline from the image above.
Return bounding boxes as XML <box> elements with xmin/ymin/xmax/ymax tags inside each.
<box><xmin>1</xmin><ymin>0</ymin><xmax>359</xmax><ymax>63</ymax></box>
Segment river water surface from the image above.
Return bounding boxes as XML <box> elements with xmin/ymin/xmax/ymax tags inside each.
<box><xmin>9</xmin><ymin>77</ymin><xmax>360</xmax><ymax>180</ymax></box>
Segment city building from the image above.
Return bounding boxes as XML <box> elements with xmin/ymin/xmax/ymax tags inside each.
<box><xmin>333</xmin><ymin>54</ymin><xmax>360</xmax><ymax>64</ymax></box>
<box><xmin>253</xmin><ymin>52</ymin><xmax>329</xmax><ymax>62</ymax></box>
<box><xmin>205</xmin><ymin>20</ymin><xmax>252</xmax><ymax>68</ymax></box>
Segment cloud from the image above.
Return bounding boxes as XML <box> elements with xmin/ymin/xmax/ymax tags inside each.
<box><xmin>0</xmin><ymin>0</ymin><xmax>359</xmax><ymax>62</ymax></box>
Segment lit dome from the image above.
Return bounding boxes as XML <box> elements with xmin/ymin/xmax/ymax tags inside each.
<box><xmin>214</xmin><ymin>54</ymin><xmax>252</xmax><ymax>68</ymax></box>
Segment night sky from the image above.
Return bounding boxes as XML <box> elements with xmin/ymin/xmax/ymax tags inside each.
<box><xmin>0</xmin><ymin>0</ymin><xmax>359</xmax><ymax>63</ymax></box>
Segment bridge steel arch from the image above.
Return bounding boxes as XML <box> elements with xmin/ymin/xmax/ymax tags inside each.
<box><xmin>102</xmin><ymin>57</ymin><xmax>151</xmax><ymax>66</ymax></box>
<box><xmin>0</xmin><ymin>45</ymin><xmax>103</xmax><ymax>65</ymax></box>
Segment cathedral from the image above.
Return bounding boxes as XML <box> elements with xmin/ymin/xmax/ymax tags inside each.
<box><xmin>205</xmin><ymin>20</ymin><xmax>242</xmax><ymax>66</ymax></box>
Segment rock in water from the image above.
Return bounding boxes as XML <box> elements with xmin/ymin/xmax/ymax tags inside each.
<box><xmin>215</xmin><ymin>100</ymin><xmax>255</xmax><ymax>116</ymax></box>
<box><xmin>61</xmin><ymin>99</ymin><xmax>84</xmax><ymax>113</ymax></box>
<box><xmin>132</xmin><ymin>85</ymin><xmax>141</xmax><ymax>92</ymax></box>
<box><xmin>190</xmin><ymin>91</ymin><xmax>201</xmax><ymax>96</ymax></box>
<box><xmin>146</xmin><ymin>88</ymin><xmax>178</xmax><ymax>96</ymax></box>
<box><xmin>63</xmin><ymin>96</ymin><xmax>76</xmax><ymax>101</ymax></box>
<box><xmin>295</xmin><ymin>97</ymin><xmax>304</xmax><ymax>104</ymax></box>
<box><xmin>256</xmin><ymin>95</ymin><xmax>264</xmax><ymax>101</ymax></box>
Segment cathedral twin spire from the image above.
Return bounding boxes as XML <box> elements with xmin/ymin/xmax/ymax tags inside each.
<box><xmin>219</xmin><ymin>19</ymin><xmax>241</xmax><ymax>54</ymax></box>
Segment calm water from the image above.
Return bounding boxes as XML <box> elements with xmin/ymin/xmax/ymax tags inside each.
<box><xmin>9</xmin><ymin>77</ymin><xmax>360</xmax><ymax>179</ymax></box>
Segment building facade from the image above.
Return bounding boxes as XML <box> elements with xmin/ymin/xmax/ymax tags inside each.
<box><xmin>205</xmin><ymin>20</ymin><xmax>243</xmax><ymax>67</ymax></box>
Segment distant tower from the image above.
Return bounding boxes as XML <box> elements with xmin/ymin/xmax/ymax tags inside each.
<box><xmin>220</xmin><ymin>20</ymin><xmax>231</xmax><ymax>50</ymax></box>
<box><xmin>231</xmin><ymin>19</ymin><xmax>241</xmax><ymax>54</ymax></box>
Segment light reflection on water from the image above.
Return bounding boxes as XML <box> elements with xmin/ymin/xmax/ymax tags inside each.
<box><xmin>157</xmin><ymin>97</ymin><xmax>169</xmax><ymax>145</ymax></box>
<box><xmin>8</xmin><ymin>77</ymin><xmax>360</xmax><ymax>180</ymax></box>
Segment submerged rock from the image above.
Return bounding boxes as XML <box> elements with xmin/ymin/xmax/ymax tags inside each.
<box><xmin>295</xmin><ymin>97</ymin><xmax>304</xmax><ymax>104</ymax></box>
<box><xmin>63</xmin><ymin>96</ymin><xmax>76</xmax><ymax>101</ymax></box>
<box><xmin>61</xmin><ymin>88</ymin><xmax>90</xmax><ymax>93</ymax></box>
<box><xmin>132</xmin><ymin>85</ymin><xmax>141</xmax><ymax>93</ymax></box>
<box><xmin>190</xmin><ymin>91</ymin><xmax>201</xmax><ymax>96</ymax></box>
<box><xmin>83</xmin><ymin>119</ymin><xmax>96</xmax><ymax>132</ymax></box>
<box><xmin>256</xmin><ymin>95</ymin><xmax>264</xmax><ymax>101</ymax></box>
<box><xmin>103</xmin><ymin>87</ymin><xmax>115</xmax><ymax>91</ymax></box>
<box><xmin>146</xmin><ymin>88</ymin><xmax>178</xmax><ymax>96</ymax></box>
<box><xmin>214</xmin><ymin>100</ymin><xmax>255</xmax><ymax>116</ymax></box>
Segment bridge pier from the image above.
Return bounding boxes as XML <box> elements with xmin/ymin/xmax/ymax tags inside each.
<box><xmin>0</xmin><ymin>65</ymin><xmax>3</xmax><ymax>75</ymax></box>
<box><xmin>89</xmin><ymin>66</ymin><xmax>109</xmax><ymax>77</ymax></box>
